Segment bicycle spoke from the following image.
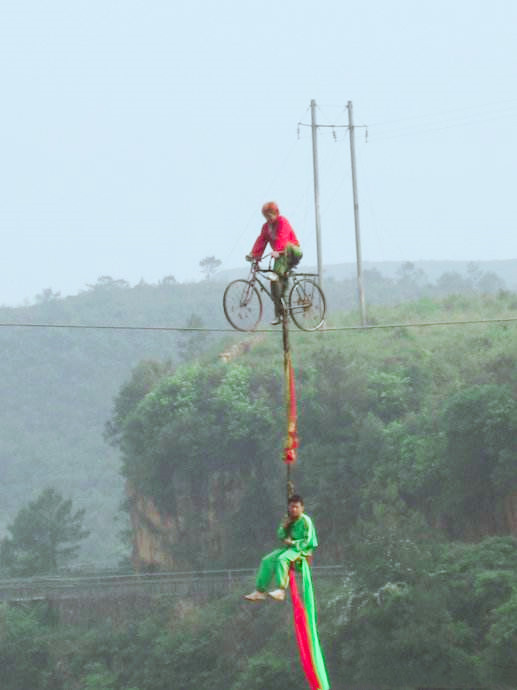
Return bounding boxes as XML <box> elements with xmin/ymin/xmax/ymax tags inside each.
<box><xmin>223</xmin><ymin>280</ymin><xmax>263</xmax><ymax>331</ymax></box>
<box><xmin>288</xmin><ymin>278</ymin><xmax>326</xmax><ymax>331</ymax></box>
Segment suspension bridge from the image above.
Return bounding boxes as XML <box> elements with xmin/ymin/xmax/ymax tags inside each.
<box><xmin>0</xmin><ymin>565</ymin><xmax>345</xmax><ymax>604</ymax></box>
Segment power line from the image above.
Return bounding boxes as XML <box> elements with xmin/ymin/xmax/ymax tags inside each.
<box><xmin>0</xmin><ymin>322</ymin><xmax>231</xmax><ymax>333</ymax></box>
<box><xmin>321</xmin><ymin>315</ymin><xmax>517</xmax><ymax>332</ymax></box>
<box><xmin>0</xmin><ymin>314</ymin><xmax>516</xmax><ymax>334</ymax></box>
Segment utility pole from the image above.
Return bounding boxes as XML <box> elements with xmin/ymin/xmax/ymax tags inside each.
<box><xmin>347</xmin><ymin>100</ymin><xmax>367</xmax><ymax>326</ymax></box>
<box><xmin>299</xmin><ymin>100</ymin><xmax>367</xmax><ymax>323</ymax></box>
<box><xmin>310</xmin><ymin>99</ymin><xmax>323</xmax><ymax>287</ymax></box>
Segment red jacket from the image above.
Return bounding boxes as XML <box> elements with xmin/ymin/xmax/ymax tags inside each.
<box><xmin>250</xmin><ymin>216</ymin><xmax>300</xmax><ymax>259</ymax></box>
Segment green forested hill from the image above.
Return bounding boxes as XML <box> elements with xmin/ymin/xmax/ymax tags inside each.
<box><xmin>110</xmin><ymin>290</ymin><xmax>517</xmax><ymax>571</ymax></box>
<box><xmin>2</xmin><ymin>545</ymin><xmax>517</xmax><ymax>690</ymax></box>
<box><xmin>0</xmin><ymin>277</ymin><xmax>229</xmax><ymax>563</ymax></box>
<box><xmin>0</xmin><ymin>266</ymin><xmax>514</xmax><ymax>565</ymax></box>
<box><xmin>1</xmin><ymin>271</ymin><xmax>517</xmax><ymax>688</ymax></box>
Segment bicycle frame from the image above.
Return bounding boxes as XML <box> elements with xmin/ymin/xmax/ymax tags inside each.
<box><xmin>245</xmin><ymin>264</ymin><xmax>275</xmax><ymax>304</ymax></box>
<box><xmin>247</xmin><ymin>261</ymin><xmax>320</xmax><ymax>312</ymax></box>
<box><xmin>224</xmin><ymin>258</ymin><xmax>326</xmax><ymax>332</ymax></box>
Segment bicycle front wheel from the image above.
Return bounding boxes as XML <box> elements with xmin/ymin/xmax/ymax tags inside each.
<box><xmin>288</xmin><ymin>278</ymin><xmax>326</xmax><ymax>331</ymax></box>
<box><xmin>223</xmin><ymin>279</ymin><xmax>263</xmax><ymax>331</ymax></box>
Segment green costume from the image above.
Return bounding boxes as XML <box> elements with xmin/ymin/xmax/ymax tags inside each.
<box><xmin>271</xmin><ymin>243</ymin><xmax>303</xmax><ymax>318</ymax></box>
<box><xmin>255</xmin><ymin>513</ymin><xmax>318</xmax><ymax>592</ymax></box>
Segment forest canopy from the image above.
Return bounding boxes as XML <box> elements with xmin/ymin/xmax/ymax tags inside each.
<box><xmin>108</xmin><ymin>290</ymin><xmax>517</xmax><ymax>569</ymax></box>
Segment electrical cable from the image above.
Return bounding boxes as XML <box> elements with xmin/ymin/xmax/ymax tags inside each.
<box><xmin>319</xmin><ymin>315</ymin><xmax>517</xmax><ymax>332</ymax></box>
<box><xmin>0</xmin><ymin>314</ymin><xmax>516</xmax><ymax>334</ymax></box>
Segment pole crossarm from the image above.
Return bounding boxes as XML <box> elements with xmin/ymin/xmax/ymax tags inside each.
<box><xmin>300</xmin><ymin>99</ymin><xmax>368</xmax><ymax>326</ymax></box>
<box><xmin>297</xmin><ymin>123</ymin><xmax>368</xmax><ymax>130</ymax></box>
<box><xmin>298</xmin><ymin>122</ymin><xmax>350</xmax><ymax>129</ymax></box>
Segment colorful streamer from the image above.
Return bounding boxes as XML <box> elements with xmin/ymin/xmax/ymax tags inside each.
<box><xmin>281</xmin><ymin>323</ymin><xmax>329</xmax><ymax>688</ymax></box>
<box><xmin>289</xmin><ymin>561</ymin><xmax>330</xmax><ymax>690</ymax></box>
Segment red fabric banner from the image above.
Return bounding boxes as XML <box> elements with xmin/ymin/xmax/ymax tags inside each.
<box><xmin>289</xmin><ymin>568</ymin><xmax>321</xmax><ymax>690</ymax></box>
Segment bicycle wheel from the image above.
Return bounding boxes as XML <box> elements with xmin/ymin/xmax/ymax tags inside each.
<box><xmin>223</xmin><ymin>279</ymin><xmax>263</xmax><ymax>331</ymax></box>
<box><xmin>288</xmin><ymin>278</ymin><xmax>326</xmax><ymax>331</ymax></box>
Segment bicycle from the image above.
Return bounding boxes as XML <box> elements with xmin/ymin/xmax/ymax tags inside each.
<box><xmin>223</xmin><ymin>257</ymin><xmax>326</xmax><ymax>332</ymax></box>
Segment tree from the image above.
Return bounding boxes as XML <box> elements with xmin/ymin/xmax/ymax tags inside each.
<box><xmin>440</xmin><ymin>384</ymin><xmax>517</xmax><ymax>536</ymax></box>
<box><xmin>159</xmin><ymin>274</ymin><xmax>177</xmax><ymax>285</ymax></box>
<box><xmin>104</xmin><ymin>359</ymin><xmax>173</xmax><ymax>446</ymax></box>
<box><xmin>467</xmin><ymin>261</ymin><xmax>504</xmax><ymax>294</ymax></box>
<box><xmin>482</xmin><ymin>590</ymin><xmax>517</xmax><ymax>687</ymax></box>
<box><xmin>433</xmin><ymin>271</ymin><xmax>472</xmax><ymax>296</ymax></box>
<box><xmin>199</xmin><ymin>255</ymin><xmax>222</xmax><ymax>280</ymax></box>
<box><xmin>396</xmin><ymin>261</ymin><xmax>428</xmax><ymax>291</ymax></box>
<box><xmin>0</xmin><ymin>487</ymin><xmax>89</xmax><ymax>576</ymax></box>
<box><xmin>86</xmin><ymin>275</ymin><xmax>131</xmax><ymax>290</ymax></box>
<box><xmin>34</xmin><ymin>287</ymin><xmax>61</xmax><ymax>303</ymax></box>
<box><xmin>0</xmin><ymin>604</ymin><xmax>51</xmax><ymax>690</ymax></box>
<box><xmin>177</xmin><ymin>313</ymin><xmax>210</xmax><ymax>362</ymax></box>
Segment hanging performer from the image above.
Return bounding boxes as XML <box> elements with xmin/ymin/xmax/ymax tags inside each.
<box><xmin>246</xmin><ymin>201</ymin><xmax>303</xmax><ymax>325</ymax></box>
<box><xmin>244</xmin><ymin>494</ymin><xmax>317</xmax><ymax>602</ymax></box>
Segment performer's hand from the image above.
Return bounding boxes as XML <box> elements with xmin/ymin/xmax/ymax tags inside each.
<box><xmin>245</xmin><ymin>254</ymin><xmax>254</xmax><ymax>262</ymax></box>
<box><xmin>283</xmin><ymin>538</ymin><xmax>294</xmax><ymax>546</ymax></box>
<box><xmin>271</xmin><ymin>250</ymin><xmax>280</xmax><ymax>258</ymax></box>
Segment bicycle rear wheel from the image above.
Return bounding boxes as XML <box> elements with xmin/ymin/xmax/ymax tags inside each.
<box><xmin>288</xmin><ymin>278</ymin><xmax>326</xmax><ymax>331</ymax></box>
<box><xmin>223</xmin><ymin>279</ymin><xmax>263</xmax><ymax>331</ymax></box>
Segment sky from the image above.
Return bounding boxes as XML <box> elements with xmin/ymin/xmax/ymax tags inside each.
<box><xmin>0</xmin><ymin>0</ymin><xmax>516</xmax><ymax>305</ymax></box>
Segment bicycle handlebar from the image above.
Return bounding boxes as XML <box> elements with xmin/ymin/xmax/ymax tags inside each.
<box><xmin>245</xmin><ymin>253</ymin><xmax>318</xmax><ymax>279</ymax></box>
<box><xmin>246</xmin><ymin>253</ymin><xmax>274</xmax><ymax>268</ymax></box>
<box><xmin>246</xmin><ymin>252</ymin><xmax>272</xmax><ymax>263</ymax></box>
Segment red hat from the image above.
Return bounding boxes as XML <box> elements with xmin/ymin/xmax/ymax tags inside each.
<box><xmin>262</xmin><ymin>201</ymin><xmax>279</xmax><ymax>216</ymax></box>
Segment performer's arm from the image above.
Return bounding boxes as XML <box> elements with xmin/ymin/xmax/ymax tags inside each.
<box><xmin>250</xmin><ymin>224</ymin><xmax>269</xmax><ymax>259</ymax></box>
<box><xmin>277</xmin><ymin>518</ymin><xmax>294</xmax><ymax>545</ymax></box>
<box><xmin>292</xmin><ymin>515</ymin><xmax>318</xmax><ymax>553</ymax></box>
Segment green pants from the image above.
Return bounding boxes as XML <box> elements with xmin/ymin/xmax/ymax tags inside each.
<box><xmin>271</xmin><ymin>244</ymin><xmax>303</xmax><ymax>317</ymax></box>
<box><xmin>256</xmin><ymin>547</ymin><xmax>302</xmax><ymax>591</ymax></box>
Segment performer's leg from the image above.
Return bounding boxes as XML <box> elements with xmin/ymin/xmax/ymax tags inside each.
<box><xmin>272</xmin><ymin>254</ymin><xmax>289</xmax><ymax>319</ymax></box>
<box><xmin>256</xmin><ymin>549</ymin><xmax>285</xmax><ymax>591</ymax></box>
<box><xmin>286</xmin><ymin>244</ymin><xmax>303</xmax><ymax>270</ymax></box>
<box><xmin>270</xmin><ymin>280</ymin><xmax>283</xmax><ymax>319</ymax></box>
<box><xmin>275</xmin><ymin>548</ymin><xmax>302</xmax><ymax>589</ymax></box>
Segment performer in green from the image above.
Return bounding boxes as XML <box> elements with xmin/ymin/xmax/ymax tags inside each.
<box><xmin>245</xmin><ymin>494</ymin><xmax>318</xmax><ymax>601</ymax></box>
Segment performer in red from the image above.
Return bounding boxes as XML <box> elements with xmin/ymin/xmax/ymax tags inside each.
<box><xmin>246</xmin><ymin>201</ymin><xmax>302</xmax><ymax>325</ymax></box>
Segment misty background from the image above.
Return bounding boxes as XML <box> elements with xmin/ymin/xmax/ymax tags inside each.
<box><xmin>0</xmin><ymin>0</ymin><xmax>516</xmax><ymax>306</ymax></box>
<box><xmin>0</xmin><ymin>4</ymin><xmax>517</xmax><ymax>686</ymax></box>
<box><xmin>1</xmin><ymin>0</ymin><xmax>516</xmax><ymax>563</ymax></box>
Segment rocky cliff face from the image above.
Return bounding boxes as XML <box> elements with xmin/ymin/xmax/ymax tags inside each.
<box><xmin>127</xmin><ymin>484</ymin><xmax>178</xmax><ymax>571</ymax></box>
<box><xmin>129</xmin><ymin>482</ymin><xmax>517</xmax><ymax>571</ymax></box>
<box><xmin>127</xmin><ymin>472</ymin><xmax>247</xmax><ymax>572</ymax></box>
<box><xmin>504</xmin><ymin>491</ymin><xmax>517</xmax><ymax>535</ymax></box>
<box><xmin>128</xmin><ymin>336</ymin><xmax>265</xmax><ymax>571</ymax></box>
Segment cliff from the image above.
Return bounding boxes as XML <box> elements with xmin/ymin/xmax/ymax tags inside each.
<box><xmin>127</xmin><ymin>472</ymin><xmax>247</xmax><ymax>572</ymax></box>
<box><xmin>504</xmin><ymin>491</ymin><xmax>517</xmax><ymax>535</ymax></box>
<box><xmin>129</xmin><ymin>485</ymin><xmax>517</xmax><ymax>571</ymax></box>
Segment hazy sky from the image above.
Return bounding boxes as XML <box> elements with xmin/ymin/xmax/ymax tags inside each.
<box><xmin>1</xmin><ymin>0</ymin><xmax>516</xmax><ymax>305</ymax></box>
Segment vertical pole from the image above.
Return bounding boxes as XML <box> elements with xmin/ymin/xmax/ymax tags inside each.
<box><xmin>347</xmin><ymin>100</ymin><xmax>367</xmax><ymax>326</ymax></box>
<box><xmin>287</xmin><ymin>463</ymin><xmax>294</xmax><ymax>505</ymax></box>
<box><xmin>282</xmin><ymin>312</ymin><xmax>294</xmax><ymax>503</ymax></box>
<box><xmin>311</xmin><ymin>99</ymin><xmax>323</xmax><ymax>287</ymax></box>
